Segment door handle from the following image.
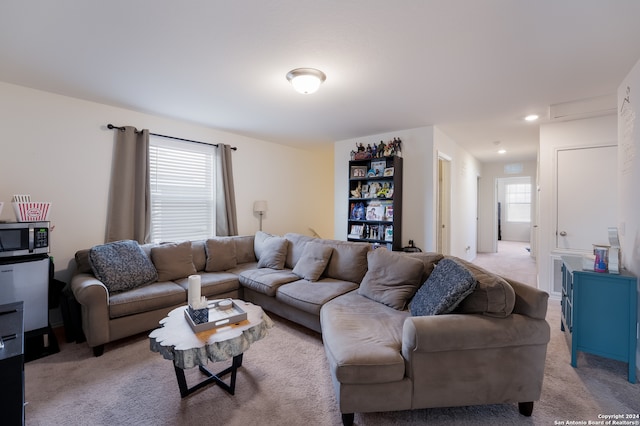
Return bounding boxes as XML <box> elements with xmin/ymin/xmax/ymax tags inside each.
<box><xmin>559</xmin><ymin>231</ymin><xmax>567</xmax><ymax>236</ymax></box>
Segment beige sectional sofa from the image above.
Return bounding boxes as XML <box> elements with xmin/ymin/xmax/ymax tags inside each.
<box><xmin>70</xmin><ymin>232</ymin><xmax>550</xmax><ymax>423</ymax></box>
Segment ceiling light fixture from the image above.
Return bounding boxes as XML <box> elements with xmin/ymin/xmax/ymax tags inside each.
<box><xmin>498</xmin><ymin>149</ymin><xmax>507</xmax><ymax>154</ymax></box>
<box><xmin>525</xmin><ymin>114</ymin><xmax>539</xmax><ymax>122</ymax></box>
<box><xmin>286</xmin><ymin>68</ymin><xmax>326</xmax><ymax>94</ymax></box>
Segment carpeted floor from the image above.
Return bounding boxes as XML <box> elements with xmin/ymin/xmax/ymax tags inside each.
<box><xmin>24</xmin><ymin>243</ymin><xmax>639</xmax><ymax>425</ymax></box>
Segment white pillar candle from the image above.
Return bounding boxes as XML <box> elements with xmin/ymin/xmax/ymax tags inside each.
<box><xmin>188</xmin><ymin>275</ymin><xmax>201</xmax><ymax>307</ymax></box>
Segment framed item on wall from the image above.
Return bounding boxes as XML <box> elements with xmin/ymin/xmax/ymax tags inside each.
<box><xmin>383</xmin><ymin>167</ymin><xmax>394</xmax><ymax>177</ymax></box>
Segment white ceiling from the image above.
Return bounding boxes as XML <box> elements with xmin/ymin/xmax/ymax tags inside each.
<box><xmin>2</xmin><ymin>1</ymin><xmax>640</xmax><ymax>162</ymax></box>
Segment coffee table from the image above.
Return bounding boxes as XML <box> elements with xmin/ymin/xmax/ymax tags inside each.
<box><xmin>149</xmin><ymin>299</ymin><xmax>273</xmax><ymax>397</ymax></box>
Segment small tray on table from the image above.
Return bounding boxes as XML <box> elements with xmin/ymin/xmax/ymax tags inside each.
<box><xmin>184</xmin><ymin>300</ymin><xmax>248</xmax><ymax>333</ymax></box>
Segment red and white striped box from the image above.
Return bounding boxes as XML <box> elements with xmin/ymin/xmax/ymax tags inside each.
<box><xmin>12</xmin><ymin>202</ymin><xmax>51</xmax><ymax>222</ymax></box>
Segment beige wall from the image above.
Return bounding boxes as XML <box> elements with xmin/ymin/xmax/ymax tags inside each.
<box><xmin>0</xmin><ymin>82</ymin><xmax>334</xmax><ymax>284</ymax></box>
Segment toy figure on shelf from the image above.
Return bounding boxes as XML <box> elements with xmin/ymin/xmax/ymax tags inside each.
<box><xmin>354</xmin><ymin>142</ymin><xmax>372</xmax><ymax>160</ymax></box>
<box><xmin>377</xmin><ymin>182</ymin><xmax>392</xmax><ymax>198</ymax></box>
<box><xmin>377</xmin><ymin>141</ymin><xmax>386</xmax><ymax>157</ymax></box>
<box><xmin>368</xmin><ymin>182</ymin><xmax>381</xmax><ymax>198</ymax></box>
<box><xmin>355</xmin><ymin>202</ymin><xmax>365</xmax><ymax>220</ymax></box>
<box><xmin>383</xmin><ymin>142</ymin><xmax>393</xmax><ymax>157</ymax></box>
<box><xmin>350</xmin><ymin>181</ymin><xmax>362</xmax><ymax>198</ymax></box>
<box><xmin>393</xmin><ymin>137</ymin><xmax>402</xmax><ymax>157</ymax></box>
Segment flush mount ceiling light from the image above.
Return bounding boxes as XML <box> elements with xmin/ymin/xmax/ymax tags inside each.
<box><xmin>286</xmin><ymin>68</ymin><xmax>326</xmax><ymax>94</ymax></box>
<box><xmin>525</xmin><ymin>114</ymin><xmax>539</xmax><ymax>122</ymax></box>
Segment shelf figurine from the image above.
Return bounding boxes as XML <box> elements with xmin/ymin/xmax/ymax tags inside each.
<box><xmin>350</xmin><ymin>181</ymin><xmax>362</xmax><ymax>198</ymax></box>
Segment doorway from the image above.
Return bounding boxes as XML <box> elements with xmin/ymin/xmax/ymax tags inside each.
<box><xmin>437</xmin><ymin>154</ymin><xmax>451</xmax><ymax>254</ymax></box>
<box><xmin>496</xmin><ymin>176</ymin><xmax>532</xmax><ymax>244</ymax></box>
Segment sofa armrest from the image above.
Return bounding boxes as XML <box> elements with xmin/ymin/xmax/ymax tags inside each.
<box><xmin>70</xmin><ymin>273</ymin><xmax>110</xmax><ymax>347</ymax></box>
<box><xmin>504</xmin><ymin>278</ymin><xmax>549</xmax><ymax>320</ymax></box>
<box><xmin>402</xmin><ymin>313</ymin><xmax>550</xmax><ymax>357</ymax></box>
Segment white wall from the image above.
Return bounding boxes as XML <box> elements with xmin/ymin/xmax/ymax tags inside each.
<box><xmin>334</xmin><ymin>125</ymin><xmax>479</xmax><ymax>260</ymax></box>
<box><xmin>0</xmin><ymin>82</ymin><xmax>334</xmax><ymax>285</ymax></box>
<box><xmin>334</xmin><ymin>126</ymin><xmax>435</xmax><ymax>252</ymax></box>
<box><xmin>618</xmin><ymin>57</ymin><xmax>640</xmax><ymax>374</ymax></box>
<box><xmin>537</xmin><ymin>114</ymin><xmax>618</xmax><ymax>295</ymax></box>
<box><xmin>433</xmin><ymin>127</ymin><xmax>481</xmax><ymax>261</ymax></box>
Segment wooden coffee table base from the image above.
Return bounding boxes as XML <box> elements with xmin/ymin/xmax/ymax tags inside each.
<box><xmin>174</xmin><ymin>353</ymin><xmax>243</xmax><ymax>397</ymax></box>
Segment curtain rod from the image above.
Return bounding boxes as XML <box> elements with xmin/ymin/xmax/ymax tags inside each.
<box><xmin>106</xmin><ymin>124</ymin><xmax>237</xmax><ymax>151</ymax></box>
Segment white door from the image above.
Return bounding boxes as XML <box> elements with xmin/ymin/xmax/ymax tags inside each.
<box><xmin>556</xmin><ymin>145</ymin><xmax>617</xmax><ymax>251</ymax></box>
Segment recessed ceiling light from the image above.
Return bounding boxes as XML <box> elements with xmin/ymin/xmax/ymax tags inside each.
<box><xmin>525</xmin><ymin>114</ymin><xmax>539</xmax><ymax>122</ymax></box>
<box><xmin>498</xmin><ymin>149</ymin><xmax>507</xmax><ymax>154</ymax></box>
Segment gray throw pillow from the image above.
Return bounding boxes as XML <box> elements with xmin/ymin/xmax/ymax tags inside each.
<box><xmin>150</xmin><ymin>241</ymin><xmax>197</xmax><ymax>281</ymax></box>
<box><xmin>89</xmin><ymin>240</ymin><xmax>158</xmax><ymax>293</ymax></box>
<box><xmin>254</xmin><ymin>231</ymin><xmax>276</xmax><ymax>261</ymax></box>
<box><xmin>292</xmin><ymin>242</ymin><xmax>334</xmax><ymax>281</ymax></box>
<box><xmin>410</xmin><ymin>258</ymin><xmax>477</xmax><ymax>316</ymax></box>
<box><xmin>357</xmin><ymin>248</ymin><xmax>425</xmax><ymax>310</ymax></box>
<box><xmin>257</xmin><ymin>237</ymin><xmax>289</xmax><ymax>270</ymax></box>
<box><xmin>204</xmin><ymin>237</ymin><xmax>237</xmax><ymax>272</ymax></box>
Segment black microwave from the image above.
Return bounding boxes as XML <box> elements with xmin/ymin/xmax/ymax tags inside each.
<box><xmin>0</xmin><ymin>221</ymin><xmax>50</xmax><ymax>258</ymax></box>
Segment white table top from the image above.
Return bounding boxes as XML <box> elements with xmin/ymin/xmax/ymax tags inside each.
<box><xmin>149</xmin><ymin>300</ymin><xmax>273</xmax><ymax>369</ymax></box>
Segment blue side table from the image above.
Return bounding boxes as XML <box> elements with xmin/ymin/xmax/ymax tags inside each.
<box><xmin>561</xmin><ymin>256</ymin><xmax>638</xmax><ymax>383</ymax></box>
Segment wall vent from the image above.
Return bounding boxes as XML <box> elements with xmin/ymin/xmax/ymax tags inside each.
<box><xmin>549</xmin><ymin>94</ymin><xmax>616</xmax><ymax>122</ymax></box>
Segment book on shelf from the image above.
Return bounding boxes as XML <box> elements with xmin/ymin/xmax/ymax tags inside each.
<box><xmin>348</xmin><ymin>224</ymin><xmax>363</xmax><ymax>239</ymax></box>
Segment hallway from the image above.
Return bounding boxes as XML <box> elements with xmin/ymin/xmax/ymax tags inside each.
<box><xmin>472</xmin><ymin>240</ymin><xmax>537</xmax><ymax>287</ymax></box>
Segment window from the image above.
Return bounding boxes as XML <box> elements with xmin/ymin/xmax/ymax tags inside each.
<box><xmin>149</xmin><ymin>137</ymin><xmax>215</xmax><ymax>243</ymax></box>
<box><xmin>505</xmin><ymin>181</ymin><xmax>531</xmax><ymax>223</ymax></box>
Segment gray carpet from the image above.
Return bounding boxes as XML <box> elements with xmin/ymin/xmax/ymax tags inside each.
<box><xmin>24</xmin><ymin>301</ymin><xmax>639</xmax><ymax>426</ymax></box>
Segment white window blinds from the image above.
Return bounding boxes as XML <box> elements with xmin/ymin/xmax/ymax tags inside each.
<box><xmin>149</xmin><ymin>137</ymin><xmax>216</xmax><ymax>243</ymax></box>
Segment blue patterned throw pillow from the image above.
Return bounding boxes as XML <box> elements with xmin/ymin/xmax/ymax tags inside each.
<box><xmin>89</xmin><ymin>240</ymin><xmax>158</xmax><ymax>293</ymax></box>
<box><xmin>410</xmin><ymin>258</ymin><xmax>476</xmax><ymax>316</ymax></box>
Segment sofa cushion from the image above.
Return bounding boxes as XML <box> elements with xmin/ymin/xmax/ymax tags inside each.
<box><xmin>358</xmin><ymin>248</ymin><xmax>424</xmax><ymax>310</ymax></box>
<box><xmin>315</xmin><ymin>239</ymin><xmax>371</xmax><ymax>283</ymax></box>
<box><xmin>276</xmin><ymin>278</ymin><xmax>359</xmax><ymax>315</ymax></box>
<box><xmin>89</xmin><ymin>240</ymin><xmax>158</xmax><ymax>293</ymax></box>
<box><xmin>320</xmin><ymin>291</ymin><xmax>409</xmax><ymax>384</ymax></box>
<box><xmin>174</xmin><ymin>271</ymin><xmax>240</xmax><ymax>298</ymax></box>
<box><xmin>410</xmin><ymin>258</ymin><xmax>476</xmax><ymax>316</ymax></box>
<box><xmin>291</xmin><ymin>242</ymin><xmax>333</xmax><ymax>281</ymax></box>
<box><xmin>205</xmin><ymin>237</ymin><xmax>237</xmax><ymax>272</ymax></box>
<box><xmin>284</xmin><ymin>233</ymin><xmax>317</xmax><ymax>269</ymax></box>
<box><xmin>404</xmin><ymin>252</ymin><xmax>445</xmax><ymax>284</ymax></box>
<box><xmin>109</xmin><ymin>281</ymin><xmax>185</xmax><ymax>318</ymax></box>
<box><xmin>150</xmin><ymin>241</ymin><xmax>197</xmax><ymax>282</ymax></box>
<box><xmin>75</xmin><ymin>249</ymin><xmax>92</xmax><ymax>274</ymax></box>
<box><xmin>257</xmin><ymin>237</ymin><xmax>288</xmax><ymax>269</ymax></box>
<box><xmin>450</xmin><ymin>257</ymin><xmax>516</xmax><ymax>318</ymax></box>
<box><xmin>189</xmin><ymin>240</ymin><xmax>207</xmax><ymax>271</ymax></box>
<box><xmin>234</xmin><ymin>235</ymin><xmax>257</xmax><ymax>264</ymax></box>
<box><xmin>238</xmin><ymin>268</ymin><xmax>299</xmax><ymax>296</ymax></box>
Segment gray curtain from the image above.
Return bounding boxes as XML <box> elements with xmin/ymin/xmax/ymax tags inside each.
<box><xmin>215</xmin><ymin>143</ymin><xmax>238</xmax><ymax>236</ymax></box>
<box><xmin>105</xmin><ymin>126</ymin><xmax>151</xmax><ymax>243</ymax></box>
